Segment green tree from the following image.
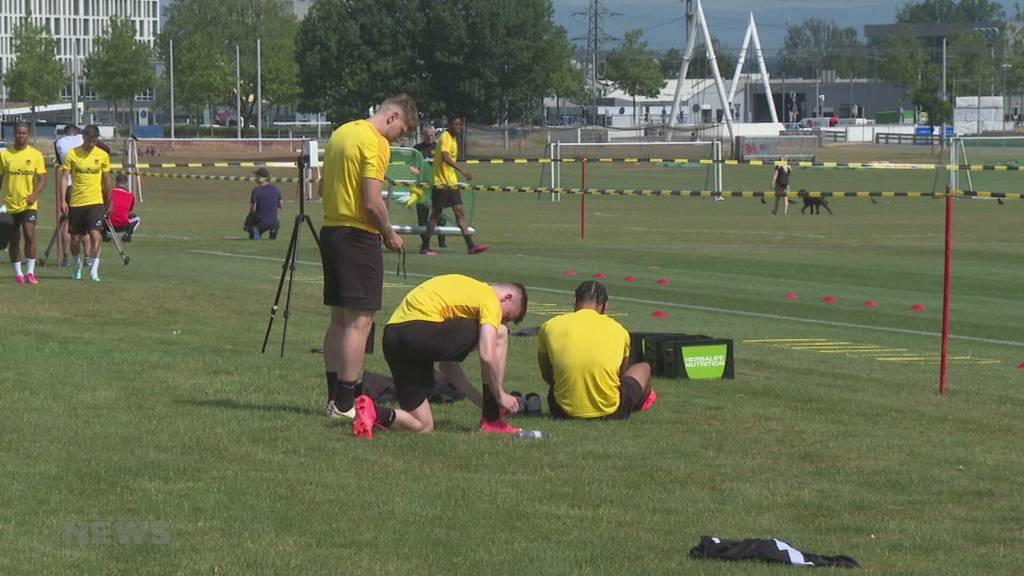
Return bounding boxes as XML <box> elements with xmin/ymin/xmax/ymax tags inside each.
<box><xmin>660</xmin><ymin>47</ymin><xmax>682</xmax><ymax>79</ymax></box>
<box><xmin>947</xmin><ymin>27</ymin><xmax>999</xmax><ymax>100</ymax></box>
<box><xmin>897</xmin><ymin>0</ymin><xmax>1004</xmax><ymax>23</ymax></box>
<box><xmin>296</xmin><ymin>0</ymin><xmax>423</xmax><ymax>122</ymax></box>
<box><xmin>781</xmin><ymin>18</ymin><xmax>865</xmax><ymax>79</ymax></box>
<box><xmin>85</xmin><ymin>16</ymin><xmax>155</xmax><ymax>129</ymax></box>
<box><xmin>160</xmin><ymin>0</ymin><xmax>298</xmax><ymax>128</ymax></box>
<box><xmin>3</xmin><ymin>18</ymin><xmax>65</xmax><ymax>129</ymax></box>
<box><xmin>688</xmin><ymin>38</ymin><xmax>736</xmax><ymax>80</ymax></box>
<box><xmin>604</xmin><ymin>29</ymin><xmax>665</xmax><ymax>126</ymax></box>
<box><xmin>878</xmin><ymin>25</ymin><xmax>927</xmax><ymax>105</ymax></box>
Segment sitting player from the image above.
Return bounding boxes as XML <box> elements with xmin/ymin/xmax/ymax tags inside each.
<box><xmin>104</xmin><ymin>173</ymin><xmax>142</xmax><ymax>242</ymax></box>
<box><xmin>537</xmin><ymin>281</ymin><xmax>655</xmax><ymax>420</ymax></box>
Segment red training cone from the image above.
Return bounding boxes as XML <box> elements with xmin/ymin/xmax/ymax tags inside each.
<box><xmin>624</xmin><ymin>275</ymin><xmax>637</xmax><ymax>282</ymax></box>
<box><xmin>593</xmin><ymin>273</ymin><xmax>607</xmax><ymax>279</ymax></box>
<box><xmin>656</xmin><ymin>279</ymin><xmax>670</xmax><ymax>285</ymax></box>
<box><xmin>651</xmin><ymin>310</ymin><xmax>668</xmax><ymax>318</ymax></box>
<box><xmin>563</xmin><ymin>269</ymin><xmax>577</xmax><ymax>277</ymax></box>
<box><xmin>784</xmin><ymin>292</ymin><xmax>799</xmax><ymax>300</ymax></box>
<box><xmin>910</xmin><ymin>304</ymin><xmax>927</xmax><ymax>312</ymax></box>
<box><xmin>864</xmin><ymin>300</ymin><xmax>880</xmax><ymax>308</ymax></box>
<box><xmin>822</xmin><ymin>296</ymin><xmax>837</xmax><ymax>304</ymax></box>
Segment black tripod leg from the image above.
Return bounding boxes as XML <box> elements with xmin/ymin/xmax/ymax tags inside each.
<box><xmin>39</xmin><ymin>227</ymin><xmax>59</xmax><ymax>266</ymax></box>
<box><xmin>261</xmin><ymin>214</ymin><xmax>302</xmax><ymax>353</ymax></box>
<box><xmin>279</xmin><ymin>223</ymin><xmax>302</xmax><ymax>358</ymax></box>
<box><xmin>303</xmin><ymin>215</ymin><xmax>321</xmax><ymax>251</ymax></box>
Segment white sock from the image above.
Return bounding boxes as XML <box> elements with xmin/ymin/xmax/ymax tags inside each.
<box><xmin>26</xmin><ymin>259</ymin><xmax>35</xmax><ymax>275</ymax></box>
<box><xmin>90</xmin><ymin>258</ymin><xmax>100</xmax><ymax>277</ymax></box>
<box><xmin>12</xmin><ymin>261</ymin><xmax>22</xmax><ymax>276</ymax></box>
<box><xmin>74</xmin><ymin>255</ymin><xmax>83</xmax><ymax>268</ymax></box>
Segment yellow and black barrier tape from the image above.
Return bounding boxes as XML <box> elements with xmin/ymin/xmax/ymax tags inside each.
<box><xmin>113</xmin><ymin>158</ymin><xmax>1024</xmax><ymax>171</ymax></box>
<box><xmin>132</xmin><ymin>171</ymin><xmax>1022</xmax><ymax>200</ymax></box>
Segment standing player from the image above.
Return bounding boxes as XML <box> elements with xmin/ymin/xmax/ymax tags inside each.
<box><xmin>1</xmin><ymin>123</ymin><xmax>48</xmax><ymax>284</ymax></box>
<box><xmin>54</xmin><ymin>124</ymin><xmax>83</xmax><ymax>265</ymax></box>
<box><xmin>352</xmin><ymin>274</ymin><xmax>528</xmax><ymax>438</ymax></box>
<box><xmin>771</xmin><ymin>158</ymin><xmax>792</xmax><ymax>216</ymax></box>
<box><xmin>421</xmin><ymin>116</ymin><xmax>489</xmax><ymax>256</ymax></box>
<box><xmin>59</xmin><ymin>125</ymin><xmax>111</xmax><ymax>282</ymax></box>
<box><xmin>319</xmin><ymin>95</ymin><xmax>417</xmax><ymax>419</ymax></box>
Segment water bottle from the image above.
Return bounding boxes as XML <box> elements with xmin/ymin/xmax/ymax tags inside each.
<box><xmin>512</xmin><ymin>430</ymin><xmax>550</xmax><ymax>440</ymax></box>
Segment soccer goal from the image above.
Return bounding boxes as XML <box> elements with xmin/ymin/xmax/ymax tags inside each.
<box><xmin>948</xmin><ymin>136</ymin><xmax>1024</xmax><ymax>199</ymax></box>
<box><xmin>547</xmin><ymin>140</ymin><xmax>723</xmax><ymax>201</ymax></box>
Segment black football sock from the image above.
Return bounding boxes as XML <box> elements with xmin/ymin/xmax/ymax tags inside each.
<box><xmin>376</xmin><ymin>406</ymin><xmax>396</xmax><ymax>429</ymax></box>
<box><xmin>481</xmin><ymin>386</ymin><xmax>501</xmax><ymax>421</ymax></box>
<box><xmin>463</xmin><ymin>234</ymin><xmax>475</xmax><ymax>249</ymax></box>
<box><xmin>326</xmin><ymin>372</ymin><xmax>338</xmax><ymax>403</ymax></box>
<box><xmin>337</xmin><ymin>380</ymin><xmax>358</xmax><ymax>411</ymax></box>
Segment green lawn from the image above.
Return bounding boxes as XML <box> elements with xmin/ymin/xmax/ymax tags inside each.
<box><xmin>2</xmin><ymin>157</ymin><xmax>1023</xmax><ymax>575</ymax></box>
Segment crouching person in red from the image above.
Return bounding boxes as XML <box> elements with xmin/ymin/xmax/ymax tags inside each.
<box><xmin>352</xmin><ymin>274</ymin><xmax>528</xmax><ymax>438</ymax></box>
<box><xmin>103</xmin><ymin>173</ymin><xmax>141</xmax><ymax>242</ymax></box>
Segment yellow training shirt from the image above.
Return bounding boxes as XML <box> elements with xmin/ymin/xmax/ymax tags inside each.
<box><xmin>432</xmin><ymin>130</ymin><xmax>459</xmax><ymax>186</ymax></box>
<box><xmin>62</xmin><ymin>146</ymin><xmax>110</xmax><ymax>207</ymax></box>
<box><xmin>321</xmin><ymin>119</ymin><xmax>390</xmax><ymax>233</ymax></box>
<box><xmin>538</xmin><ymin>308</ymin><xmax>630</xmax><ymax>418</ymax></box>
<box><xmin>388</xmin><ymin>274</ymin><xmax>501</xmax><ymax>328</ymax></box>
<box><xmin>0</xmin><ymin>145</ymin><xmax>47</xmax><ymax>213</ymax></box>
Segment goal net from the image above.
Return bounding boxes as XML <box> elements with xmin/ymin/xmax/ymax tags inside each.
<box><xmin>951</xmin><ymin>136</ymin><xmax>1024</xmax><ymax>198</ymax></box>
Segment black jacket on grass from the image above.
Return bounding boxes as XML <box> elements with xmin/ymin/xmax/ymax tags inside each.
<box><xmin>690</xmin><ymin>536</ymin><xmax>861</xmax><ymax>568</ymax></box>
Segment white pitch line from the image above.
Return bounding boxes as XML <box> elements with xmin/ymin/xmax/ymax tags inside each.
<box><xmin>190</xmin><ymin>249</ymin><xmax>1024</xmax><ymax>348</ymax></box>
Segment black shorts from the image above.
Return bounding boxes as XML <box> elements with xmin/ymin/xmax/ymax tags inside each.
<box><xmin>431</xmin><ymin>186</ymin><xmax>463</xmax><ymax>210</ymax></box>
<box><xmin>383</xmin><ymin>319</ymin><xmax>479</xmax><ymax>411</ymax></box>
<box><xmin>11</xmin><ymin>210</ymin><xmax>37</xmax><ymax>227</ymax></box>
<box><xmin>548</xmin><ymin>376</ymin><xmax>646</xmax><ymax>421</ymax></box>
<box><xmin>320</xmin><ymin>225</ymin><xmax>383</xmax><ymax>310</ymax></box>
<box><xmin>68</xmin><ymin>205</ymin><xmax>105</xmax><ymax>235</ymax></box>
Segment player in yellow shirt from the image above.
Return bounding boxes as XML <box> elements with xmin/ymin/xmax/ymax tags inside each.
<box><xmin>318</xmin><ymin>94</ymin><xmax>418</xmax><ymax>419</ymax></box>
<box><xmin>59</xmin><ymin>125</ymin><xmax>110</xmax><ymax>282</ymax></box>
<box><xmin>352</xmin><ymin>274</ymin><xmax>528</xmax><ymax>438</ymax></box>
<box><xmin>538</xmin><ymin>281</ymin><xmax>655</xmax><ymax>420</ymax></box>
<box><xmin>420</xmin><ymin>115</ymin><xmax>490</xmax><ymax>256</ymax></box>
<box><xmin>0</xmin><ymin>123</ymin><xmax>48</xmax><ymax>284</ymax></box>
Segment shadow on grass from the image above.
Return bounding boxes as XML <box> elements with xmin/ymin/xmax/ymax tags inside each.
<box><xmin>176</xmin><ymin>398</ymin><xmax>319</xmax><ymax>417</ymax></box>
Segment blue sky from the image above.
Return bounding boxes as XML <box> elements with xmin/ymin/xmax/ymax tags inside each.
<box><xmin>551</xmin><ymin>0</ymin><xmax>1018</xmax><ymax>52</ymax></box>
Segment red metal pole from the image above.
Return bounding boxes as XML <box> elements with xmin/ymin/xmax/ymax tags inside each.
<box><xmin>580</xmin><ymin>158</ymin><xmax>586</xmax><ymax>240</ymax></box>
<box><xmin>939</xmin><ymin>191</ymin><xmax>953</xmax><ymax>395</ymax></box>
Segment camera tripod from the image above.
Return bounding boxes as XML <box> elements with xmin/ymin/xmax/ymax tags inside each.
<box><xmin>261</xmin><ymin>155</ymin><xmax>321</xmax><ymax>357</ymax></box>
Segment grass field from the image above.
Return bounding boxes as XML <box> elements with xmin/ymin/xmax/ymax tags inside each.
<box><xmin>3</xmin><ymin>149</ymin><xmax>1023</xmax><ymax>575</ymax></box>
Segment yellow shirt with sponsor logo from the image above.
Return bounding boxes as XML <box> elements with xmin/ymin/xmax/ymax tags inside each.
<box><xmin>432</xmin><ymin>130</ymin><xmax>459</xmax><ymax>186</ymax></box>
<box><xmin>387</xmin><ymin>274</ymin><xmax>501</xmax><ymax>328</ymax></box>
<box><xmin>0</xmin><ymin>145</ymin><xmax>47</xmax><ymax>213</ymax></box>
<box><xmin>538</xmin><ymin>308</ymin><xmax>630</xmax><ymax>418</ymax></box>
<box><xmin>321</xmin><ymin>119</ymin><xmax>390</xmax><ymax>233</ymax></box>
<box><xmin>62</xmin><ymin>146</ymin><xmax>110</xmax><ymax>207</ymax></box>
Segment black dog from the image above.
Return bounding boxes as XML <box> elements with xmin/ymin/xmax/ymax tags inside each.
<box><xmin>800</xmin><ymin>191</ymin><xmax>833</xmax><ymax>215</ymax></box>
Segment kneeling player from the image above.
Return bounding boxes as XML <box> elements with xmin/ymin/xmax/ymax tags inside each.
<box><xmin>352</xmin><ymin>274</ymin><xmax>527</xmax><ymax>438</ymax></box>
<box><xmin>538</xmin><ymin>281</ymin><xmax>655</xmax><ymax>420</ymax></box>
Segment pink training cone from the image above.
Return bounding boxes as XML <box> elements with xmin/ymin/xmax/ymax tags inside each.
<box><xmin>784</xmin><ymin>292</ymin><xmax>799</xmax><ymax>300</ymax></box>
<box><xmin>651</xmin><ymin>310</ymin><xmax>668</xmax><ymax>319</ymax></box>
<box><xmin>593</xmin><ymin>273</ymin><xmax>607</xmax><ymax>279</ymax></box>
<box><xmin>910</xmin><ymin>304</ymin><xmax>927</xmax><ymax>312</ymax></box>
<box><xmin>656</xmin><ymin>279</ymin><xmax>670</xmax><ymax>285</ymax></box>
<box><xmin>822</xmin><ymin>296</ymin><xmax>837</xmax><ymax>304</ymax></box>
<box><xmin>864</xmin><ymin>300</ymin><xmax>880</xmax><ymax>308</ymax></box>
<box><xmin>624</xmin><ymin>275</ymin><xmax>637</xmax><ymax>282</ymax></box>
<box><xmin>1017</xmin><ymin>362</ymin><xmax>1024</xmax><ymax>369</ymax></box>
<box><xmin>563</xmin><ymin>269</ymin><xmax>577</xmax><ymax>277</ymax></box>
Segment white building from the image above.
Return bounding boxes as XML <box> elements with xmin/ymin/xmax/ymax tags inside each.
<box><xmin>1</xmin><ymin>0</ymin><xmax>160</xmax><ymax>107</ymax></box>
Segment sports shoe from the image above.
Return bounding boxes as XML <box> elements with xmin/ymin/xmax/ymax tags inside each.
<box><xmin>479</xmin><ymin>417</ymin><xmax>522</xmax><ymax>434</ymax></box>
<box><xmin>90</xmin><ymin>275</ymin><xmax>101</xmax><ymax>283</ymax></box>
<box><xmin>419</xmin><ymin>248</ymin><xmax>438</xmax><ymax>256</ymax></box>
<box><xmin>327</xmin><ymin>400</ymin><xmax>355</xmax><ymax>419</ymax></box>
<box><xmin>352</xmin><ymin>395</ymin><xmax>378</xmax><ymax>439</ymax></box>
<box><xmin>15</xmin><ymin>275</ymin><xmax>25</xmax><ymax>285</ymax></box>
<box><xmin>639</xmin><ymin>389</ymin><xmax>657</xmax><ymax>412</ymax></box>
<box><xmin>72</xmin><ymin>265</ymin><xmax>82</xmax><ymax>280</ymax></box>
<box><xmin>467</xmin><ymin>244</ymin><xmax>491</xmax><ymax>255</ymax></box>
<box><xmin>26</xmin><ymin>273</ymin><xmax>38</xmax><ymax>285</ymax></box>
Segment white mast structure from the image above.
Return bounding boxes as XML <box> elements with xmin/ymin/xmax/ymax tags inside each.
<box><xmin>668</xmin><ymin>0</ymin><xmax>735</xmax><ymax>140</ymax></box>
<box><xmin>726</xmin><ymin>12</ymin><xmax>779</xmax><ymax>124</ymax></box>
